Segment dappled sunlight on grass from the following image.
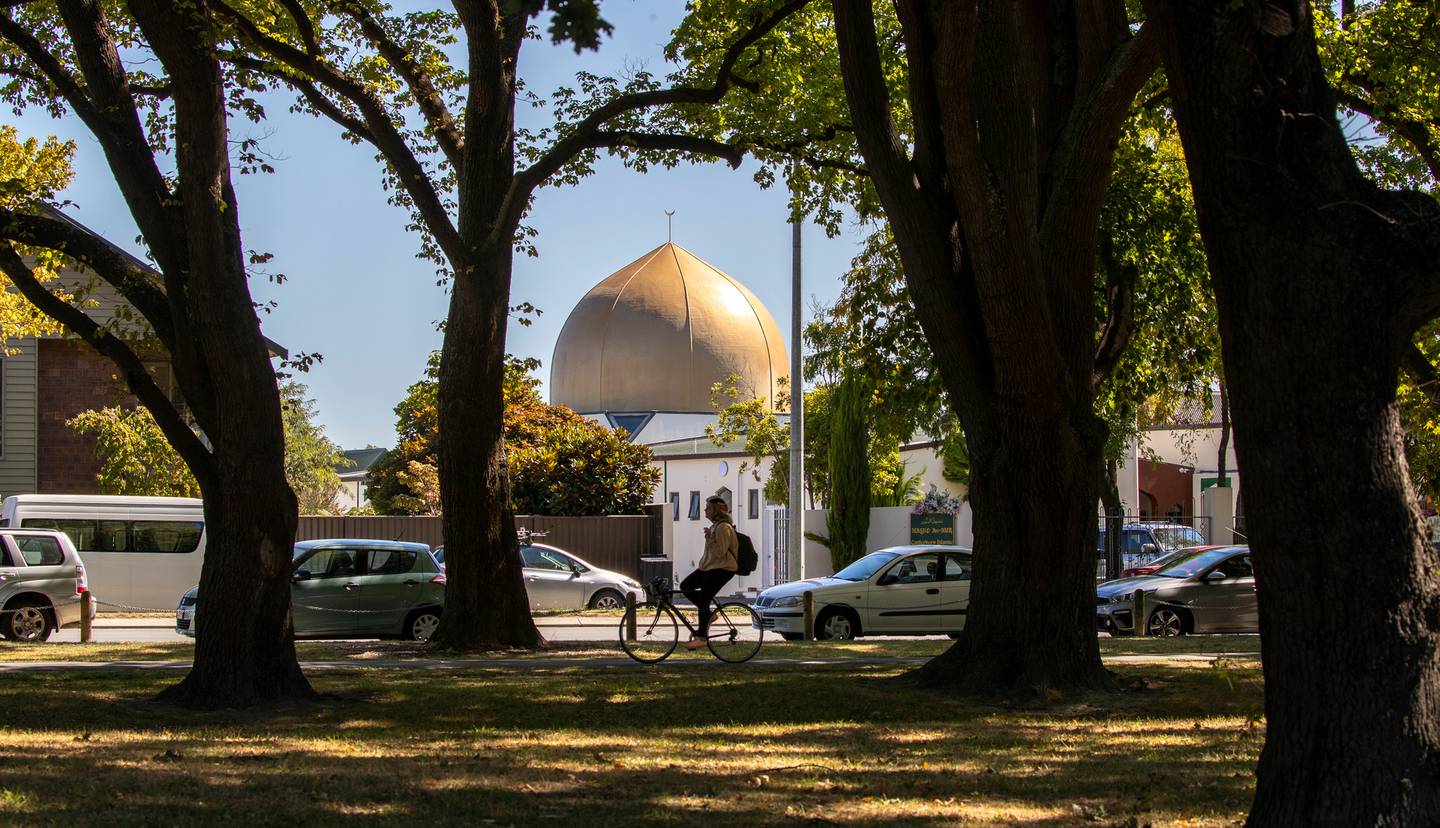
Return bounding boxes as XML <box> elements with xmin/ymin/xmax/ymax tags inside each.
<box><xmin>0</xmin><ymin>660</ymin><xmax>1262</xmax><ymax>825</ymax></box>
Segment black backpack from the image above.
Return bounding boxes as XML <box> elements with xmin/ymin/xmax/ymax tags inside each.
<box><xmin>734</xmin><ymin>530</ymin><xmax>758</xmax><ymax>576</ymax></box>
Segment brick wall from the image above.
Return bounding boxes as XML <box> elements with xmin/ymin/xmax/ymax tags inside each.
<box><xmin>37</xmin><ymin>340</ymin><xmax>138</xmax><ymax>493</ymax></box>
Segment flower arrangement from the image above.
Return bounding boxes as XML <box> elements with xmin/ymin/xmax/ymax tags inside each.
<box><xmin>911</xmin><ymin>489</ymin><xmax>963</xmax><ymax>516</ymax></box>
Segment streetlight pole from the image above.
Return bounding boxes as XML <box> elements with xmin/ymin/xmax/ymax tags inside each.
<box><xmin>789</xmin><ymin>217</ymin><xmax>805</xmax><ymax>581</ymax></box>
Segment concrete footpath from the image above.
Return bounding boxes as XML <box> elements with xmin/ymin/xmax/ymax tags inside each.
<box><xmin>90</xmin><ymin>615</ymin><xmax>622</xmax><ymax>628</ymax></box>
<box><xmin>0</xmin><ymin>652</ymin><xmax>1260</xmax><ymax>673</ymax></box>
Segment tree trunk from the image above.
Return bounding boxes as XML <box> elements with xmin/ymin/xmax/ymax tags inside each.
<box><xmin>1144</xmin><ymin>1</ymin><xmax>1440</xmax><ymax>822</ymax></box>
<box><xmin>159</xmin><ymin>473</ymin><xmax>311</xmax><ymax>708</ymax></box>
<box><xmin>918</xmin><ymin>403</ymin><xmax>1112</xmax><ymax>694</ymax></box>
<box><xmin>430</xmin><ymin>248</ymin><xmax>542</xmax><ymax>650</ymax></box>
<box><xmin>128</xmin><ymin>0</ymin><xmax>313</xmax><ymax>708</ymax></box>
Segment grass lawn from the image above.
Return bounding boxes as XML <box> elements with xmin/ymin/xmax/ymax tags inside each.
<box><xmin>0</xmin><ymin>659</ymin><xmax>1262</xmax><ymax>826</ymax></box>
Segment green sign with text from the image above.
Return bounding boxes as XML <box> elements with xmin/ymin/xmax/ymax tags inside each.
<box><xmin>909</xmin><ymin>512</ymin><xmax>955</xmax><ymax>545</ymax></box>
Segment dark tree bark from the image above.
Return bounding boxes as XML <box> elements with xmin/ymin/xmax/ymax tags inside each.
<box><xmin>1142</xmin><ymin>1</ymin><xmax>1440</xmax><ymax>822</ymax></box>
<box><xmin>217</xmin><ymin>0</ymin><xmax>807</xmax><ymax>650</ymax></box>
<box><xmin>830</xmin><ymin>0</ymin><xmax>1157</xmax><ymax>696</ymax></box>
<box><xmin>0</xmin><ymin>0</ymin><xmax>310</xmax><ymax>707</ymax></box>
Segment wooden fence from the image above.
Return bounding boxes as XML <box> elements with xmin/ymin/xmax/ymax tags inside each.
<box><xmin>296</xmin><ymin>504</ymin><xmax>666</xmax><ymax>579</ymax></box>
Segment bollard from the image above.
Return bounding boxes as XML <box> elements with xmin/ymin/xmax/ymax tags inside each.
<box><xmin>624</xmin><ymin>592</ymin><xmax>636</xmax><ymax>642</ymax></box>
<box><xmin>802</xmin><ymin>590</ymin><xmax>815</xmax><ymax>642</ymax></box>
<box><xmin>1132</xmin><ymin>588</ymin><xmax>1146</xmax><ymax>637</ymax></box>
<box><xmin>80</xmin><ymin>591</ymin><xmax>93</xmax><ymax>644</ymax></box>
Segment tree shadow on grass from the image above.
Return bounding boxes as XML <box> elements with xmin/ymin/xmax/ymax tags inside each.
<box><xmin>0</xmin><ymin>663</ymin><xmax>1259</xmax><ymax>825</ymax></box>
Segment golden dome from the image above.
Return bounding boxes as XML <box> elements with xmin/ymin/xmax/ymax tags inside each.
<box><xmin>551</xmin><ymin>242</ymin><xmax>787</xmax><ymax>414</ymax></box>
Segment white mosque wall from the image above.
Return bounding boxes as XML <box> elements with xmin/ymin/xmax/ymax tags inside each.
<box><xmin>897</xmin><ymin>442</ymin><xmax>964</xmax><ymax>499</ymax></box>
<box><xmin>654</xmin><ymin>453</ymin><xmax>779</xmax><ymax>597</ymax></box>
<box><xmin>800</xmin><ymin>504</ymin><xmax>977</xmax><ymax>579</ymax></box>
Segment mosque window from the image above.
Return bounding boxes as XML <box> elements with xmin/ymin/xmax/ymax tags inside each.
<box><xmin>688</xmin><ymin>491</ymin><xmax>701</xmax><ymax>520</ymax></box>
<box><xmin>748</xmin><ymin>489</ymin><xmax>760</xmax><ymax>519</ymax></box>
<box><xmin>669</xmin><ymin>492</ymin><xmax>679</xmax><ymax>521</ymax></box>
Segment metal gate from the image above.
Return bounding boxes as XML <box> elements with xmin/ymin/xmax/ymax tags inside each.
<box><xmin>770</xmin><ymin>507</ymin><xmax>790</xmax><ymax>585</ymax></box>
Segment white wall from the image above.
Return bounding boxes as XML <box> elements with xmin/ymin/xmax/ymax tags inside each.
<box><xmin>656</xmin><ymin>453</ymin><xmax>776</xmax><ymax>596</ymax></box>
<box><xmin>898</xmin><ymin>443</ymin><xmax>965</xmax><ymax>500</ymax></box>
<box><xmin>799</xmin><ymin>503</ymin><xmax>975</xmax><ymax>579</ymax></box>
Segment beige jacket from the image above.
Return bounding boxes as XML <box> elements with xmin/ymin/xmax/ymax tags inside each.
<box><xmin>698</xmin><ymin>514</ymin><xmax>739</xmax><ymax>572</ymax></box>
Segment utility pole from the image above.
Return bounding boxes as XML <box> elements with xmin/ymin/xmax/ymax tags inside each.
<box><xmin>789</xmin><ymin>217</ymin><xmax>805</xmax><ymax>581</ymax></box>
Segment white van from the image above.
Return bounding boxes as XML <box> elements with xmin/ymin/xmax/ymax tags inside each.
<box><xmin>0</xmin><ymin>495</ymin><xmax>204</xmax><ymax>613</ymax></box>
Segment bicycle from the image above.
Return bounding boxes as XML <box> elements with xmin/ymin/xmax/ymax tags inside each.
<box><xmin>618</xmin><ymin>577</ymin><xmax>764</xmax><ymax>664</ymax></box>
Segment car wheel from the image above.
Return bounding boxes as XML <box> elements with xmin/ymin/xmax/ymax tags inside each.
<box><xmin>780</xmin><ymin>632</ymin><xmax>803</xmax><ymax>642</ymax></box>
<box><xmin>815</xmin><ymin>608</ymin><xmax>859</xmax><ymax>641</ymax></box>
<box><xmin>405</xmin><ymin>608</ymin><xmax>442</xmax><ymax>642</ymax></box>
<box><xmin>3</xmin><ymin>599</ymin><xmax>54</xmax><ymax>643</ymax></box>
<box><xmin>588</xmin><ymin>589</ymin><xmax>626</xmax><ymax>610</ymax></box>
<box><xmin>1147</xmin><ymin>607</ymin><xmax>1187</xmax><ymax>637</ymax></box>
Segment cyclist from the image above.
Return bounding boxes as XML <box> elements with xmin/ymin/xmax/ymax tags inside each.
<box><xmin>680</xmin><ymin>495</ymin><xmax>738</xmax><ymax>650</ymax></box>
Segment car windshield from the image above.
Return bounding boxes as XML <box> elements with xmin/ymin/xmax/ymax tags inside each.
<box><xmin>1152</xmin><ymin>526</ymin><xmax>1206</xmax><ymax>552</ymax></box>
<box><xmin>1155</xmin><ymin>548</ymin><xmax>1233</xmax><ymax>578</ymax></box>
<box><xmin>1143</xmin><ymin>546</ymin><xmax>1205</xmax><ymax>570</ymax></box>
<box><xmin>833</xmin><ymin>551</ymin><xmax>902</xmax><ymax>582</ymax></box>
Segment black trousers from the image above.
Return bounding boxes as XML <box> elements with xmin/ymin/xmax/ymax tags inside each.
<box><xmin>680</xmin><ymin>568</ymin><xmax>734</xmax><ymax>636</ymax></box>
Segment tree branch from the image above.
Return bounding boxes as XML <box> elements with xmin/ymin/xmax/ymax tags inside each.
<box><xmin>1092</xmin><ymin>235</ymin><xmax>1138</xmax><ymax>388</ymax></box>
<box><xmin>495</xmin><ymin>0</ymin><xmax>812</xmax><ymax>246</ymax></box>
<box><xmin>582</xmin><ymin>130</ymin><xmax>744</xmax><ymax>167</ymax></box>
<box><xmin>1336</xmin><ymin>88</ymin><xmax>1440</xmax><ymax>185</ymax></box>
<box><xmin>213</xmin><ymin>1</ymin><xmax>464</xmax><ymax>265</ymax></box>
<box><xmin>0</xmin><ymin>205</ymin><xmax>175</xmax><ymax>349</ymax></box>
<box><xmin>276</xmin><ymin>0</ymin><xmax>319</xmax><ymax>55</ymax></box>
<box><xmin>0</xmin><ymin>242</ymin><xmax>215</xmax><ymax>482</ymax></box>
<box><xmin>38</xmin><ymin>0</ymin><xmax>184</xmax><ymax>273</ymax></box>
<box><xmin>334</xmin><ymin>0</ymin><xmax>463</xmax><ymax>168</ymax></box>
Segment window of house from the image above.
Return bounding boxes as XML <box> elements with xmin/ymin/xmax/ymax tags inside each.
<box><xmin>747</xmin><ymin>489</ymin><xmax>760</xmax><ymax>520</ymax></box>
<box><xmin>688</xmin><ymin>491</ymin><xmax>701</xmax><ymax>520</ymax></box>
<box><xmin>669</xmin><ymin>492</ymin><xmax>680</xmax><ymax>521</ymax></box>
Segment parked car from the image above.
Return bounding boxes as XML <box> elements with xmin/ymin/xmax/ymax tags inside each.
<box><xmin>176</xmin><ymin>539</ymin><xmax>445</xmax><ymax>642</ymax></box>
<box><xmin>753</xmin><ymin>545</ymin><xmax>972</xmax><ymax>641</ymax></box>
<box><xmin>1096</xmin><ymin>545</ymin><xmax>1257</xmax><ymax>636</ymax></box>
<box><xmin>1096</xmin><ymin>522</ymin><xmax>1208</xmax><ymax>572</ymax></box>
<box><xmin>432</xmin><ymin>543</ymin><xmax>644</xmax><ymax>610</ymax></box>
<box><xmin>0</xmin><ymin>529</ymin><xmax>88</xmax><ymax>642</ymax></box>
<box><xmin>1119</xmin><ymin>545</ymin><xmax>1220</xmax><ymax>578</ymax></box>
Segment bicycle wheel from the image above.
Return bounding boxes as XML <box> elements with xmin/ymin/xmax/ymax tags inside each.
<box><xmin>619</xmin><ymin>603</ymin><xmax>680</xmax><ymax>664</ymax></box>
<box><xmin>707</xmin><ymin>602</ymin><xmax>764</xmax><ymax>663</ymax></box>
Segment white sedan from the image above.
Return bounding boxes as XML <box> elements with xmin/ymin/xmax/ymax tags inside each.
<box><xmin>753</xmin><ymin>545</ymin><xmax>971</xmax><ymax>640</ymax></box>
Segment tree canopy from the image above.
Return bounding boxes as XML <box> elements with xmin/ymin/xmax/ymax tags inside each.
<box><xmin>370</xmin><ymin>354</ymin><xmax>660</xmax><ymax>517</ymax></box>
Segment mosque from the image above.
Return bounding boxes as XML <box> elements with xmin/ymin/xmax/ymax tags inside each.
<box><xmin>548</xmin><ymin>241</ymin><xmax>950</xmax><ymax>594</ymax></box>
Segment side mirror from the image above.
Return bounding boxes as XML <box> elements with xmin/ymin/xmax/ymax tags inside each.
<box><xmin>292</xmin><ymin>568</ymin><xmax>312</xmax><ymax>582</ymax></box>
<box><xmin>569</xmin><ymin>563</ymin><xmax>581</xmax><ymax>578</ymax></box>
<box><xmin>1141</xmin><ymin>543</ymin><xmax>1158</xmax><ymax>556</ymax></box>
<box><xmin>1205</xmin><ymin>570</ymin><xmax>1227</xmax><ymax>582</ymax></box>
<box><xmin>877</xmin><ymin>573</ymin><xmax>898</xmax><ymax>586</ymax></box>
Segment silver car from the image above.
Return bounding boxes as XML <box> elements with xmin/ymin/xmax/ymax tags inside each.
<box><xmin>434</xmin><ymin>543</ymin><xmax>644</xmax><ymax>610</ymax></box>
<box><xmin>1096</xmin><ymin>545</ymin><xmax>1258</xmax><ymax>636</ymax></box>
<box><xmin>754</xmin><ymin>546</ymin><xmax>973</xmax><ymax>641</ymax></box>
<box><xmin>0</xmin><ymin>529</ymin><xmax>88</xmax><ymax>642</ymax></box>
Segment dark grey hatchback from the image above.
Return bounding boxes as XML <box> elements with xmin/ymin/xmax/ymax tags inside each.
<box><xmin>177</xmin><ymin>539</ymin><xmax>446</xmax><ymax>641</ymax></box>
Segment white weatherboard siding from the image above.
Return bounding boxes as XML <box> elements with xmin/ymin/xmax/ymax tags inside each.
<box><xmin>0</xmin><ymin>338</ymin><xmax>38</xmax><ymax>497</ymax></box>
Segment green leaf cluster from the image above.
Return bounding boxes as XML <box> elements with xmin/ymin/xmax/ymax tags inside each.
<box><xmin>67</xmin><ymin>406</ymin><xmax>202</xmax><ymax>498</ymax></box>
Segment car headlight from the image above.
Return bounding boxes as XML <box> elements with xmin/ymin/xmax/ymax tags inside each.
<box><xmin>771</xmin><ymin>596</ymin><xmax>801</xmax><ymax>608</ymax></box>
<box><xmin>622</xmin><ymin>577</ymin><xmax>641</xmax><ymax>589</ymax></box>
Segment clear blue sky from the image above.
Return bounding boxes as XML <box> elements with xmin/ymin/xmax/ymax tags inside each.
<box><xmin>10</xmin><ymin>2</ymin><xmax>864</xmax><ymax>450</ymax></box>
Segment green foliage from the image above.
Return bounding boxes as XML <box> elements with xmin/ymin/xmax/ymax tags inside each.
<box><xmin>1398</xmin><ymin>322</ymin><xmax>1440</xmax><ymax>502</ymax></box>
<box><xmin>0</xmin><ymin>126</ymin><xmax>75</xmax><ymax>348</ymax></box>
<box><xmin>370</xmin><ymin>353</ymin><xmax>659</xmax><ymax>516</ymax></box>
<box><xmin>1093</xmin><ymin>106</ymin><xmax>1220</xmax><ymax>461</ymax></box>
<box><xmin>68</xmin><ymin>382</ymin><xmax>346</xmax><ymax>508</ymax></box>
<box><xmin>1317</xmin><ymin>1</ymin><xmax>1440</xmax><ymax>190</ymax></box>
<box><xmin>869</xmin><ymin>450</ymin><xmax>922</xmax><ymax>508</ymax></box>
<box><xmin>67</xmin><ymin>407</ymin><xmax>201</xmax><ymax>498</ymax></box>
<box><xmin>825</xmin><ymin>368</ymin><xmax>871</xmax><ymax>570</ymax></box>
<box><xmin>279</xmin><ymin>382</ymin><xmax>348</xmax><ymax>515</ymax></box>
<box><xmin>940</xmin><ymin>431</ymin><xmax>971</xmax><ymax>488</ymax></box>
